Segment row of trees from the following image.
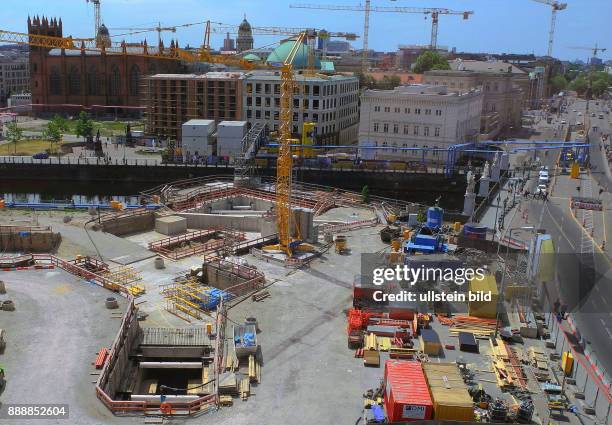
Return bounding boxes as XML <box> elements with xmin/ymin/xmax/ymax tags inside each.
<box><xmin>5</xmin><ymin>111</ymin><xmax>97</xmax><ymax>155</ymax></box>
<box><xmin>550</xmin><ymin>66</ymin><xmax>612</xmax><ymax>98</ymax></box>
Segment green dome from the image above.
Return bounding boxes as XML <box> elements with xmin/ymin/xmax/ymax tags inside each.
<box><xmin>266</xmin><ymin>40</ymin><xmax>320</xmax><ymax>69</ymax></box>
<box><xmin>243</xmin><ymin>53</ymin><xmax>261</xmax><ymax>62</ymax></box>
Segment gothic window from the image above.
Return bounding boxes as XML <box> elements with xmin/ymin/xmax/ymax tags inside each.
<box><xmin>68</xmin><ymin>66</ymin><xmax>81</xmax><ymax>96</ymax></box>
<box><xmin>49</xmin><ymin>66</ymin><xmax>62</xmax><ymax>95</ymax></box>
<box><xmin>87</xmin><ymin>65</ymin><xmax>100</xmax><ymax>96</ymax></box>
<box><xmin>109</xmin><ymin>65</ymin><xmax>121</xmax><ymax>96</ymax></box>
<box><xmin>130</xmin><ymin>65</ymin><xmax>140</xmax><ymax>96</ymax></box>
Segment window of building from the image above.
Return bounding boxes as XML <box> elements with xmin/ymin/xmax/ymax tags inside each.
<box><xmin>425</xmin><ymin>109</ymin><xmax>431</xmax><ymax>115</ymax></box>
<box><xmin>87</xmin><ymin>66</ymin><xmax>100</xmax><ymax>96</ymax></box>
<box><xmin>313</xmin><ymin>113</ymin><xmax>319</xmax><ymax>122</ymax></box>
<box><xmin>255</xmin><ymin>83</ymin><xmax>261</xmax><ymax>93</ymax></box>
<box><xmin>434</xmin><ymin>127</ymin><xmax>440</xmax><ymax>137</ymax></box>
<box><xmin>247</xmin><ymin>110</ymin><xmax>252</xmax><ymax>118</ymax></box>
<box><xmin>383</xmin><ymin>123</ymin><xmax>389</xmax><ymax>133</ymax></box>
<box><xmin>247</xmin><ymin>97</ymin><xmax>252</xmax><ymax>106</ymax></box>
<box><xmin>274</xmin><ymin>111</ymin><xmax>279</xmax><ymax>120</ymax></box>
<box><xmin>313</xmin><ymin>85</ymin><xmax>320</xmax><ymax>96</ymax></box>
<box><xmin>313</xmin><ymin>99</ymin><xmax>319</xmax><ymax>109</ymax></box>
<box><xmin>435</xmin><ymin>109</ymin><xmax>442</xmax><ymax>116</ymax></box>
<box><xmin>403</xmin><ymin>125</ymin><xmax>409</xmax><ymax>134</ymax></box>
<box><xmin>256</xmin><ymin>97</ymin><xmax>261</xmax><ymax>107</ymax></box>
<box><xmin>404</xmin><ymin>108</ymin><xmax>410</xmax><ymax>114</ymax></box>
<box><xmin>424</xmin><ymin>126</ymin><xmax>429</xmax><ymax>136</ymax></box>
<box><xmin>109</xmin><ymin>65</ymin><xmax>121</xmax><ymax>96</ymax></box>
<box><xmin>265</xmin><ymin>97</ymin><xmax>271</xmax><ymax>107</ymax></box>
<box><xmin>255</xmin><ymin>110</ymin><xmax>261</xmax><ymax>119</ymax></box>
<box><xmin>265</xmin><ymin>83</ymin><xmax>271</xmax><ymax>94</ymax></box>
<box><xmin>374</xmin><ymin>106</ymin><xmax>380</xmax><ymax>112</ymax></box>
<box><xmin>384</xmin><ymin>107</ymin><xmax>390</xmax><ymax>113</ymax></box>
<box><xmin>373</xmin><ymin>123</ymin><xmax>379</xmax><ymax>132</ymax></box>
<box><xmin>415</xmin><ymin>108</ymin><xmax>421</xmax><ymax>115</ymax></box>
<box><xmin>394</xmin><ymin>107</ymin><xmax>400</xmax><ymax>113</ymax></box>
<box><xmin>264</xmin><ymin>110</ymin><xmax>270</xmax><ymax>119</ymax></box>
<box><xmin>393</xmin><ymin>124</ymin><xmax>399</xmax><ymax>134</ymax></box>
<box><xmin>246</xmin><ymin>83</ymin><xmax>253</xmax><ymax>93</ymax></box>
<box><xmin>49</xmin><ymin>66</ymin><xmax>62</xmax><ymax>95</ymax></box>
<box><xmin>413</xmin><ymin>126</ymin><xmax>419</xmax><ymax>136</ymax></box>
<box><xmin>68</xmin><ymin>65</ymin><xmax>81</xmax><ymax>96</ymax></box>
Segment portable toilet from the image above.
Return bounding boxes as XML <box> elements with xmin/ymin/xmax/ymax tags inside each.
<box><xmin>426</xmin><ymin>207</ymin><xmax>443</xmax><ymax>230</ymax></box>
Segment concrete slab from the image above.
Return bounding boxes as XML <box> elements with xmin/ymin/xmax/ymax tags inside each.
<box><xmin>0</xmin><ymin>269</ymin><xmax>136</xmax><ymax>425</ymax></box>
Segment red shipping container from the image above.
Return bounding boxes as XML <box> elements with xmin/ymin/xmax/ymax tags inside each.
<box><xmin>384</xmin><ymin>360</ymin><xmax>433</xmax><ymax>422</ymax></box>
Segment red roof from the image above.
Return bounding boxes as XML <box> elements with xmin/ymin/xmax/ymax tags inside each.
<box><xmin>385</xmin><ymin>360</ymin><xmax>432</xmax><ymax>406</ymax></box>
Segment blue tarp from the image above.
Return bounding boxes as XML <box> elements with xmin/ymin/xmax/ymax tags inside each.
<box><xmin>235</xmin><ymin>332</ymin><xmax>256</xmax><ymax>347</ymax></box>
<box><xmin>371</xmin><ymin>404</ymin><xmax>385</xmax><ymax>422</ymax></box>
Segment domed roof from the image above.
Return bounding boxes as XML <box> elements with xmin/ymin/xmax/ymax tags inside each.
<box><xmin>98</xmin><ymin>24</ymin><xmax>110</xmax><ymax>36</ymax></box>
<box><xmin>266</xmin><ymin>40</ymin><xmax>320</xmax><ymax>69</ymax></box>
<box><xmin>243</xmin><ymin>53</ymin><xmax>261</xmax><ymax>62</ymax></box>
<box><xmin>239</xmin><ymin>17</ymin><xmax>251</xmax><ymax>32</ymax></box>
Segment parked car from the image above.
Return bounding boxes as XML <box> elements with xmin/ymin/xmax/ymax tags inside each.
<box><xmin>32</xmin><ymin>152</ymin><xmax>49</xmax><ymax>159</ymax></box>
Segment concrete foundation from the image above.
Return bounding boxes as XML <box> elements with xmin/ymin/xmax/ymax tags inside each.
<box><xmin>155</xmin><ymin>216</ymin><xmax>187</xmax><ymax>236</ymax></box>
<box><xmin>101</xmin><ymin>211</ymin><xmax>155</xmax><ymax>236</ymax></box>
<box><xmin>0</xmin><ymin>228</ymin><xmax>61</xmax><ymax>252</ymax></box>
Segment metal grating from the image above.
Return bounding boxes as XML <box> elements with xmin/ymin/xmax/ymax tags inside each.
<box><xmin>141</xmin><ymin>327</ymin><xmax>211</xmax><ymax>346</ymax></box>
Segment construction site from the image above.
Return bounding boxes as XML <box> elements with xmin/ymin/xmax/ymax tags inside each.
<box><xmin>0</xmin><ymin>157</ymin><xmax>598</xmax><ymax>425</ymax></box>
<box><xmin>0</xmin><ymin>1</ymin><xmax>611</xmax><ymax>424</ymax></box>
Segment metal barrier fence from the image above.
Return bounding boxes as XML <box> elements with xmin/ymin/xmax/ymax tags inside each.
<box><xmin>542</xmin><ymin>294</ymin><xmax>612</xmax><ymax>424</ymax></box>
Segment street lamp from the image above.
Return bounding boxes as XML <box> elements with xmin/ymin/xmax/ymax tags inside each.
<box><xmin>494</xmin><ymin>225</ymin><xmax>536</xmax><ymax>339</ymax></box>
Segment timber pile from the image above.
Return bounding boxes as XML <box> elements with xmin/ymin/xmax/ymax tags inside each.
<box><xmin>218</xmin><ymin>372</ymin><xmax>239</xmax><ymax>396</ymax></box>
<box><xmin>489</xmin><ymin>338</ymin><xmax>527</xmax><ymax>389</ymax></box>
<box><xmin>447</xmin><ymin>316</ymin><xmax>498</xmax><ymax>337</ymax></box>
<box><xmin>240</xmin><ymin>378</ymin><xmax>250</xmax><ymax>401</ymax></box>
<box><xmin>528</xmin><ymin>346</ymin><xmax>550</xmax><ymax>381</ymax></box>
<box><xmin>219</xmin><ymin>395</ymin><xmax>233</xmax><ymax>406</ymax></box>
<box><xmin>248</xmin><ymin>355</ymin><xmax>261</xmax><ymax>383</ymax></box>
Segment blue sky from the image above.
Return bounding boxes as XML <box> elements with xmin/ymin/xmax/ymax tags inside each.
<box><xmin>3</xmin><ymin>0</ymin><xmax>611</xmax><ymax>61</ymax></box>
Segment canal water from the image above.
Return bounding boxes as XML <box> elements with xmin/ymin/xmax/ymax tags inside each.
<box><xmin>0</xmin><ymin>179</ymin><xmax>465</xmax><ymax>211</ymax></box>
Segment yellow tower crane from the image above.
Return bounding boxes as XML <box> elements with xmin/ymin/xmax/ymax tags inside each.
<box><xmin>0</xmin><ymin>25</ymin><xmax>329</xmax><ymax>256</ymax></box>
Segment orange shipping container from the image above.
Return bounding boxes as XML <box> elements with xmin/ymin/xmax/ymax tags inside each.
<box><xmin>384</xmin><ymin>361</ymin><xmax>433</xmax><ymax>422</ymax></box>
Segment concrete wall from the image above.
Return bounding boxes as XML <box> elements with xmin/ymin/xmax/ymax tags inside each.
<box><xmin>102</xmin><ymin>212</ymin><xmax>155</xmax><ymax>236</ymax></box>
<box><xmin>0</xmin><ymin>230</ymin><xmax>61</xmax><ymax>252</ymax></box>
<box><xmin>191</xmin><ymin>195</ymin><xmax>273</xmax><ymax>212</ymax></box>
<box><xmin>179</xmin><ymin>212</ymin><xmax>263</xmax><ymax>232</ymax></box>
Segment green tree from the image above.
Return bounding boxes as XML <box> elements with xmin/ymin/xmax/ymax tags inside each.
<box><xmin>356</xmin><ymin>71</ymin><xmax>376</xmax><ymax>89</ymax></box>
<box><xmin>413</xmin><ymin>51</ymin><xmax>450</xmax><ymax>74</ymax></box>
<box><xmin>5</xmin><ymin>122</ymin><xmax>23</xmax><ymax>155</ymax></box>
<box><xmin>550</xmin><ymin>75</ymin><xmax>568</xmax><ymax>93</ymax></box>
<box><xmin>51</xmin><ymin>114</ymin><xmax>69</xmax><ymax>132</ymax></box>
<box><xmin>569</xmin><ymin>76</ymin><xmax>588</xmax><ymax>95</ymax></box>
<box><xmin>592</xmin><ymin>79</ymin><xmax>608</xmax><ymax>98</ymax></box>
<box><xmin>75</xmin><ymin>111</ymin><xmax>94</xmax><ymax>139</ymax></box>
<box><xmin>42</xmin><ymin>118</ymin><xmax>64</xmax><ymax>155</ymax></box>
<box><xmin>361</xmin><ymin>185</ymin><xmax>370</xmax><ymax>204</ymax></box>
<box><xmin>416</xmin><ymin>209</ymin><xmax>426</xmax><ymax>223</ymax></box>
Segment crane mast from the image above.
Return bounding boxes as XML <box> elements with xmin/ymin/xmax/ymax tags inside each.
<box><xmin>85</xmin><ymin>0</ymin><xmax>101</xmax><ymax>39</ymax></box>
<box><xmin>530</xmin><ymin>0</ymin><xmax>567</xmax><ymax>57</ymax></box>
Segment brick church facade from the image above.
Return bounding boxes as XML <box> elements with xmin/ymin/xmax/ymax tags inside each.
<box><xmin>28</xmin><ymin>16</ymin><xmax>181</xmax><ymax>116</ymax></box>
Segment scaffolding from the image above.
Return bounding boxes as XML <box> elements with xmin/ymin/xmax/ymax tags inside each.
<box><xmin>161</xmin><ymin>277</ymin><xmax>232</xmax><ymax>322</ymax></box>
<box><xmin>142</xmin><ymin>74</ymin><xmax>243</xmax><ymax>144</ymax></box>
<box><xmin>100</xmin><ymin>266</ymin><xmax>146</xmax><ymax>297</ymax></box>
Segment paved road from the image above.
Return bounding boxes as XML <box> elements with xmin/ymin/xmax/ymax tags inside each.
<box><xmin>528</xmin><ymin>97</ymin><xmax>612</xmax><ymax>376</ymax></box>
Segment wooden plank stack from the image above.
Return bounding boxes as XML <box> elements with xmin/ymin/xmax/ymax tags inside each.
<box><xmin>248</xmin><ymin>355</ymin><xmax>261</xmax><ymax>383</ymax></box>
<box><xmin>240</xmin><ymin>378</ymin><xmax>250</xmax><ymax>401</ymax></box>
<box><xmin>528</xmin><ymin>346</ymin><xmax>550</xmax><ymax>381</ymax></box>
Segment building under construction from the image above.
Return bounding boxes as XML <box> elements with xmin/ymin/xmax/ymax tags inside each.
<box><xmin>142</xmin><ymin>72</ymin><xmax>245</xmax><ymax>142</ymax></box>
